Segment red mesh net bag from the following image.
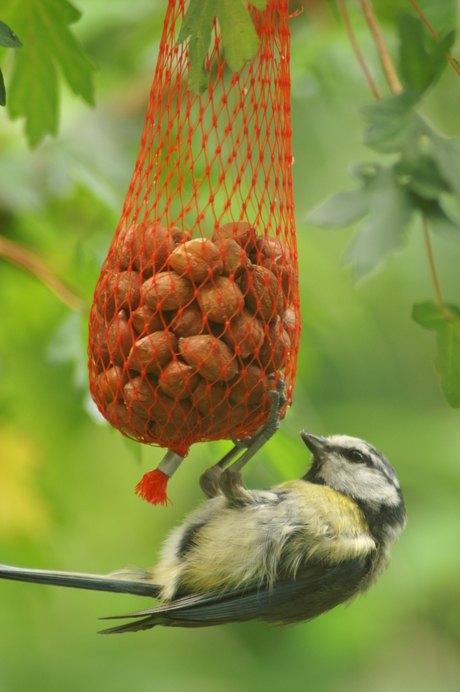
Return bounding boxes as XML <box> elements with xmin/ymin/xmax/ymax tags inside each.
<box><xmin>88</xmin><ymin>0</ymin><xmax>301</xmax><ymax>504</ymax></box>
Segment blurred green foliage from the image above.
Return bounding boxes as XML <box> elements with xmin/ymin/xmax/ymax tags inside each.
<box><xmin>0</xmin><ymin>0</ymin><xmax>459</xmax><ymax>691</ymax></box>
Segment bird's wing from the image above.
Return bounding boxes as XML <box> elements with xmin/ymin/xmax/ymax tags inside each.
<box><xmin>0</xmin><ymin>564</ymin><xmax>160</xmax><ymax>597</ymax></box>
<box><xmin>100</xmin><ymin>555</ymin><xmax>371</xmax><ymax>633</ymax></box>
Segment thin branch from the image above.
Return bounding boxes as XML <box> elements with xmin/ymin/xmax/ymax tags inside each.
<box><xmin>336</xmin><ymin>0</ymin><xmax>381</xmax><ymax>100</ymax></box>
<box><xmin>359</xmin><ymin>0</ymin><xmax>403</xmax><ymax>94</ymax></box>
<box><xmin>422</xmin><ymin>216</ymin><xmax>454</xmax><ymax>323</ymax></box>
<box><xmin>408</xmin><ymin>0</ymin><xmax>460</xmax><ymax>79</ymax></box>
<box><xmin>0</xmin><ymin>235</ymin><xmax>85</xmax><ymax>312</ymax></box>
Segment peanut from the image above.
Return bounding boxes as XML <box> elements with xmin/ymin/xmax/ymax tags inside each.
<box><xmin>229</xmin><ymin>365</ymin><xmax>275</xmax><ymax>405</ymax></box>
<box><xmin>170</xmin><ymin>238</ymin><xmax>223</xmax><ymax>284</ymax></box>
<box><xmin>142</xmin><ymin>271</ymin><xmax>194</xmax><ymax>312</ymax></box>
<box><xmin>223</xmin><ymin>309</ymin><xmax>264</xmax><ymax>359</ymax></box>
<box><xmin>240</xmin><ymin>265</ymin><xmax>284</xmax><ymax>323</ymax></box>
<box><xmin>197</xmin><ymin>276</ymin><xmax>244</xmax><ymax>324</ymax></box>
<box><xmin>107</xmin><ymin>310</ymin><xmax>135</xmax><ymax>367</ymax></box>
<box><xmin>159</xmin><ymin>360</ymin><xmax>201</xmax><ymax>400</ymax></box>
<box><xmin>179</xmin><ymin>335</ymin><xmax>239</xmax><ymax>383</ymax></box>
<box><xmin>257</xmin><ymin>319</ymin><xmax>291</xmax><ymax>374</ymax></box>
<box><xmin>127</xmin><ymin>330</ymin><xmax>178</xmax><ymax>374</ymax></box>
<box><xmin>168</xmin><ymin>303</ymin><xmax>206</xmax><ymax>337</ymax></box>
<box><xmin>131</xmin><ymin>304</ymin><xmax>165</xmax><ymax>335</ymax></box>
<box><xmin>97</xmin><ymin>270</ymin><xmax>141</xmax><ymax>321</ymax></box>
<box><xmin>211</xmin><ymin>221</ymin><xmax>256</xmax><ymax>250</ymax></box>
<box><xmin>98</xmin><ymin>366</ymin><xmax>127</xmax><ymax>404</ymax></box>
<box><xmin>131</xmin><ymin>221</ymin><xmax>176</xmax><ymax>277</ymax></box>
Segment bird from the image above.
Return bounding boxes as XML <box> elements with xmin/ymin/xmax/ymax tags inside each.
<box><xmin>0</xmin><ymin>426</ymin><xmax>406</xmax><ymax>633</ymax></box>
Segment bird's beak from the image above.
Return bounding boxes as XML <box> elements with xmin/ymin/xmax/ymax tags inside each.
<box><xmin>300</xmin><ymin>432</ymin><xmax>327</xmax><ymax>455</ymax></box>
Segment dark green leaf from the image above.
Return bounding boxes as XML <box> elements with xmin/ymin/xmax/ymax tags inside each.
<box><xmin>412</xmin><ymin>302</ymin><xmax>460</xmax><ymax>407</ymax></box>
<box><xmin>438</xmin><ymin>193</ymin><xmax>460</xmax><ymax>228</ymax></box>
<box><xmin>0</xmin><ymin>19</ymin><xmax>22</xmax><ymax>47</ymax></box>
<box><xmin>177</xmin><ymin>0</ymin><xmax>267</xmax><ymax>93</ymax></box>
<box><xmin>0</xmin><ymin>67</ymin><xmax>5</xmax><ymax>106</ymax></box>
<box><xmin>423</xmin><ymin>199</ymin><xmax>460</xmax><ymax>240</ymax></box>
<box><xmin>177</xmin><ymin>0</ymin><xmax>217</xmax><ymax>93</ymax></box>
<box><xmin>2</xmin><ymin>0</ymin><xmax>95</xmax><ymax>147</ymax></box>
<box><xmin>8</xmin><ymin>47</ymin><xmax>59</xmax><ymax>147</ymax></box>
<box><xmin>398</xmin><ymin>14</ymin><xmax>455</xmax><ymax>94</ymax></box>
<box><xmin>395</xmin><ymin>153</ymin><xmax>448</xmax><ymax>200</ymax></box>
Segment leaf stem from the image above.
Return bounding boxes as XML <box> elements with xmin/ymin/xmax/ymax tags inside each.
<box><xmin>359</xmin><ymin>0</ymin><xmax>403</xmax><ymax>95</ymax></box>
<box><xmin>407</xmin><ymin>0</ymin><xmax>460</xmax><ymax>79</ymax></box>
<box><xmin>0</xmin><ymin>235</ymin><xmax>85</xmax><ymax>312</ymax></box>
<box><xmin>422</xmin><ymin>216</ymin><xmax>454</xmax><ymax>323</ymax></box>
<box><xmin>336</xmin><ymin>0</ymin><xmax>381</xmax><ymax>100</ymax></box>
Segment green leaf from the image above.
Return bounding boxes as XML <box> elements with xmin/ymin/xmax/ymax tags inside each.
<box><xmin>177</xmin><ymin>0</ymin><xmax>268</xmax><ymax>93</ymax></box>
<box><xmin>0</xmin><ymin>19</ymin><xmax>22</xmax><ymax>47</ymax></box>
<box><xmin>361</xmin><ymin>92</ymin><xmax>421</xmax><ymax>154</ymax></box>
<box><xmin>412</xmin><ymin>302</ymin><xmax>460</xmax><ymax>407</ymax></box>
<box><xmin>8</xmin><ymin>47</ymin><xmax>59</xmax><ymax>147</ymax></box>
<box><xmin>177</xmin><ymin>0</ymin><xmax>216</xmax><ymax>92</ymax></box>
<box><xmin>309</xmin><ymin>165</ymin><xmax>415</xmax><ymax>280</ymax></box>
<box><xmin>398</xmin><ymin>13</ymin><xmax>455</xmax><ymax>94</ymax></box>
<box><xmin>431</xmin><ymin>135</ymin><xmax>460</xmax><ymax>198</ymax></box>
<box><xmin>423</xmin><ymin>199</ymin><xmax>460</xmax><ymax>241</ymax></box>
<box><xmin>1</xmin><ymin>0</ymin><xmax>95</xmax><ymax>147</ymax></box>
<box><xmin>439</xmin><ymin>192</ymin><xmax>460</xmax><ymax>229</ymax></box>
<box><xmin>307</xmin><ymin>189</ymin><xmax>370</xmax><ymax>228</ymax></box>
<box><xmin>344</xmin><ymin>166</ymin><xmax>414</xmax><ymax>280</ymax></box>
<box><xmin>0</xmin><ymin>67</ymin><xmax>5</xmax><ymax>106</ymax></box>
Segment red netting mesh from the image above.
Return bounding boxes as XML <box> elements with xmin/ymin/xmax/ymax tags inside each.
<box><xmin>88</xmin><ymin>0</ymin><xmax>301</xmax><ymax>459</ymax></box>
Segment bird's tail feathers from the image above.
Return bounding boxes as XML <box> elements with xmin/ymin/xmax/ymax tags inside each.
<box><xmin>0</xmin><ymin>563</ymin><xmax>161</xmax><ymax>597</ymax></box>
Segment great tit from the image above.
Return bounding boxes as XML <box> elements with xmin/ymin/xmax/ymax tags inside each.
<box><xmin>0</xmin><ymin>431</ymin><xmax>406</xmax><ymax>633</ymax></box>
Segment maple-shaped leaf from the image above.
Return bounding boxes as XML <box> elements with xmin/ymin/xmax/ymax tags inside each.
<box><xmin>308</xmin><ymin>164</ymin><xmax>415</xmax><ymax>280</ymax></box>
<box><xmin>177</xmin><ymin>0</ymin><xmax>268</xmax><ymax>93</ymax></box>
<box><xmin>1</xmin><ymin>0</ymin><xmax>95</xmax><ymax>147</ymax></box>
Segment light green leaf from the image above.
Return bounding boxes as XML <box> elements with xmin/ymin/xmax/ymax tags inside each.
<box><xmin>362</xmin><ymin>92</ymin><xmax>421</xmax><ymax>154</ymax></box>
<box><xmin>177</xmin><ymin>0</ymin><xmax>268</xmax><ymax>93</ymax></box>
<box><xmin>412</xmin><ymin>302</ymin><xmax>460</xmax><ymax>407</ymax></box>
<box><xmin>344</xmin><ymin>167</ymin><xmax>414</xmax><ymax>280</ymax></box>
<box><xmin>309</xmin><ymin>165</ymin><xmax>415</xmax><ymax>280</ymax></box>
<box><xmin>0</xmin><ymin>19</ymin><xmax>22</xmax><ymax>47</ymax></box>
<box><xmin>2</xmin><ymin>0</ymin><xmax>95</xmax><ymax>147</ymax></box>
<box><xmin>307</xmin><ymin>190</ymin><xmax>371</xmax><ymax>228</ymax></box>
<box><xmin>217</xmin><ymin>1</ymin><xmax>262</xmax><ymax>72</ymax></box>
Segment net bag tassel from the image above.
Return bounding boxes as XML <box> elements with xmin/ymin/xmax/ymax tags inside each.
<box><xmin>88</xmin><ymin>0</ymin><xmax>301</xmax><ymax>501</ymax></box>
<box><xmin>135</xmin><ymin>451</ymin><xmax>184</xmax><ymax>506</ymax></box>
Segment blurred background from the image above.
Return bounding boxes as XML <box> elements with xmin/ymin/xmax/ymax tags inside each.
<box><xmin>0</xmin><ymin>0</ymin><xmax>459</xmax><ymax>690</ymax></box>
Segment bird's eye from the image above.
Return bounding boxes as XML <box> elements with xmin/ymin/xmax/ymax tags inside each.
<box><xmin>347</xmin><ymin>449</ymin><xmax>364</xmax><ymax>463</ymax></box>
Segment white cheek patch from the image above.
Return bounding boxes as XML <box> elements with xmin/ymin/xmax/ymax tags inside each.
<box><xmin>318</xmin><ymin>457</ymin><xmax>401</xmax><ymax>508</ymax></box>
